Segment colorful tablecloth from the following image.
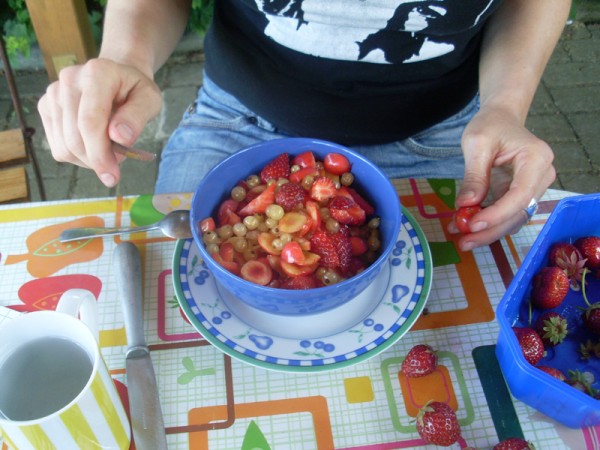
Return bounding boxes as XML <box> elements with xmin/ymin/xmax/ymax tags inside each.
<box><xmin>0</xmin><ymin>180</ymin><xmax>597</xmax><ymax>449</ymax></box>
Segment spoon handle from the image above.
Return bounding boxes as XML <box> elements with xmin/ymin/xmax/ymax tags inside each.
<box><xmin>59</xmin><ymin>224</ymin><xmax>160</xmax><ymax>242</ymax></box>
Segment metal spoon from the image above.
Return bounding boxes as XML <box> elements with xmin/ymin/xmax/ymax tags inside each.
<box><xmin>59</xmin><ymin>210</ymin><xmax>192</xmax><ymax>242</ymax></box>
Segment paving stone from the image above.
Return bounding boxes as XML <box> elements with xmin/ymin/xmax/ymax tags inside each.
<box><xmin>551</xmin><ymin>86</ymin><xmax>600</xmax><ymax>113</ymax></box>
<box><xmin>525</xmin><ymin>114</ymin><xmax>578</xmax><ymax>143</ymax></box>
<box><xmin>552</xmin><ymin>141</ymin><xmax>594</xmax><ymax>173</ymax></box>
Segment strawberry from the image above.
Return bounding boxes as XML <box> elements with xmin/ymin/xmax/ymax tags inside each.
<box><xmin>537</xmin><ymin>365</ymin><xmax>566</xmax><ymax>382</ymax></box>
<box><xmin>275</xmin><ymin>182</ymin><xmax>306</xmax><ymax>211</ymax></box>
<box><xmin>217</xmin><ymin>199</ymin><xmax>241</xmax><ymax>226</ymax></box>
<box><xmin>512</xmin><ymin>327</ymin><xmax>544</xmax><ymax>365</ymax></box>
<box><xmin>330</xmin><ymin>232</ymin><xmax>353</xmax><ymax>275</ymax></box>
<box><xmin>493</xmin><ymin>437</ymin><xmax>536</xmax><ymax>450</ymax></box>
<box><xmin>453</xmin><ymin>204</ymin><xmax>482</xmax><ymax>234</ymax></box>
<box><xmin>349</xmin><ymin>236</ymin><xmax>368</xmax><ymax>256</ymax></box>
<box><xmin>328</xmin><ymin>196</ymin><xmax>366</xmax><ymax>226</ymax></box>
<box><xmin>580</xmin><ymin>268</ymin><xmax>600</xmax><ymax>335</ymax></box>
<box><xmin>575</xmin><ymin>235</ymin><xmax>600</xmax><ymax>274</ymax></box>
<box><xmin>534</xmin><ymin>311</ymin><xmax>568</xmax><ymax>347</ymax></box>
<box><xmin>415</xmin><ymin>401</ymin><xmax>461</xmax><ymax>447</ymax></box>
<box><xmin>309</xmin><ymin>176</ymin><xmax>337</xmax><ymax>203</ymax></box>
<box><xmin>401</xmin><ymin>344</ymin><xmax>438</xmax><ymax>378</ymax></box>
<box><xmin>343</xmin><ymin>186</ymin><xmax>375</xmax><ymax>215</ymax></box>
<box><xmin>567</xmin><ymin>369</ymin><xmax>598</xmax><ymax>397</ymax></box>
<box><xmin>548</xmin><ymin>242</ymin><xmax>586</xmax><ymax>289</ymax></box>
<box><xmin>310</xmin><ymin>230</ymin><xmax>340</xmax><ymax>269</ymax></box>
<box><xmin>292</xmin><ymin>151</ymin><xmax>316</xmax><ymax>169</ymax></box>
<box><xmin>531</xmin><ymin>266</ymin><xmax>569</xmax><ymax>309</ymax></box>
<box><xmin>238</xmin><ymin>182</ymin><xmax>276</xmax><ymax>216</ymax></box>
<box><xmin>281</xmin><ymin>274</ymin><xmax>319</xmax><ymax>290</ymax></box>
<box><xmin>289</xmin><ymin>166</ymin><xmax>319</xmax><ymax>184</ymax></box>
<box><xmin>260</xmin><ymin>153</ymin><xmax>290</xmax><ymax>183</ymax></box>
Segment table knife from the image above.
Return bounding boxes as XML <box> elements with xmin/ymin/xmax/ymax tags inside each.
<box><xmin>114</xmin><ymin>242</ymin><xmax>168</xmax><ymax>450</ymax></box>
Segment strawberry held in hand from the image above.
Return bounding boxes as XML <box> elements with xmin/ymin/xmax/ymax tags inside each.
<box><xmin>401</xmin><ymin>344</ymin><xmax>438</xmax><ymax>378</ymax></box>
<box><xmin>415</xmin><ymin>401</ymin><xmax>461</xmax><ymax>447</ymax></box>
<box><xmin>453</xmin><ymin>204</ymin><xmax>482</xmax><ymax>234</ymax></box>
<box><xmin>531</xmin><ymin>266</ymin><xmax>569</xmax><ymax>309</ymax></box>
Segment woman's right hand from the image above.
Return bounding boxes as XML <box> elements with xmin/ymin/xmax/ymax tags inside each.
<box><xmin>38</xmin><ymin>58</ymin><xmax>163</xmax><ymax>187</ymax></box>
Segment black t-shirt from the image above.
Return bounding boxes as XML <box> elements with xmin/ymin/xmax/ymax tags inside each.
<box><xmin>204</xmin><ymin>0</ymin><xmax>502</xmax><ymax>145</ymax></box>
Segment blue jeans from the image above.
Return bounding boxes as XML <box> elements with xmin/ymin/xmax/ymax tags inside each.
<box><xmin>155</xmin><ymin>73</ymin><xmax>479</xmax><ymax>194</ymax></box>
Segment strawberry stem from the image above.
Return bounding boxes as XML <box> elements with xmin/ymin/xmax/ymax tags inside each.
<box><xmin>582</xmin><ymin>268</ymin><xmax>592</xmax><ymax>307</ymax></box>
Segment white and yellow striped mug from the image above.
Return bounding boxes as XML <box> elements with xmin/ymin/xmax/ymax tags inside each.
<box><xmin>0</xmin><ymin>289</ymin><xmax>131</xmax><ymax>449</ymax></box>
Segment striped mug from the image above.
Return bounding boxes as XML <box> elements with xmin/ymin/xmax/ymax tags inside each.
<box><xmin>0</xmin><ymin>289</ymin><xmax>131</xmax><ymax>449</ymax></box>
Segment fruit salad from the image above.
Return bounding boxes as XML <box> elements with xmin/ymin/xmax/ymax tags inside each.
<box><xmin>198</xmin><ymin>151</ymin><xmax>383</xmax><ymax>290</ymax></box>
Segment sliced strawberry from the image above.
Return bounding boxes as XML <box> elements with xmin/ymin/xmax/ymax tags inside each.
<box><xmin>305</xmin><ymin>200</ymin><xmax>322</xmax><ymax>234</ymax></box>
<box><xmin>217</xmin><ymin>199</ymin><xmax>240</xmax><ymax>226</ymax></box>
<box><xmin>240</xmin><ymin>260</ymin><xmax>273</xmax><ymax>285</ymax></box>
<box><xmin>199</xmin><ymin>217</ymin><xmax>216</xmax><ymax>233</ymax></box>
<box><xmin>292</xmin><ymin>151</ymin><xmax>316</xmax><ymax>169</ymax></box>
<box><xmin>309</xmin><ymin>176</ymin><xmax>337</xmax><ymax>203</ymax></box>
<box><xmin>238</xmin><ymin>183</ymin><xmax>276</xmax><ymax>216</ymax></box>
<box><xmin>260</xmin><ymin>153</ymin><xmax>290</xmax><ymax>183</ymax></box>
<box><xmin>281</xmin><ymin>274</ymin><xmax>318</xmax><ymax>290</ymax></box>
<box><xmin>310</xmin><ymin>230</ymin><xmax>339</xmax><ymax>268</ymax></box>
<box><xmin>344</xmin><ymin>186</ymin><xmax>375</xmax><ymax>215</ymax></box>
<box><xmin>281</xmin><ymin>241</ymin><xmax>305</xmax><ymax>265</ymax></box>
<box><xmin>328</xmin><ymin>196</ymin><xmax>366</xmax><ymax>226</ymax></box>
<box><xmin>323</xmin><ymin>152</ymin><xmax>351</xmax><ymax>175</ymax></box>
<box><xmin>219</xmin><ymin>242</ymin><xmax>235</xmax><ymax>262</ymax></box>
<box><xmin>289</xmin><ymin>166</ymin><xmax>319</xmax><ymax>184</ymax></box>
<box><xmin>349</xmin><ymin>236</ymin><xmax>368</xmax><ymax>256</ymax></box>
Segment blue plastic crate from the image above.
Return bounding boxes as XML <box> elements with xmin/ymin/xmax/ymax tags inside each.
<box><xmin>496</xmin><ymin>193</ymin><xmax>600</xmax><ymax>429</ymax></box>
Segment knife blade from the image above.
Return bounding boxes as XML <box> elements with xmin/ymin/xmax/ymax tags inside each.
<box><xmin>114</xmin><ymin>242</ymin><xmax>168</xmax><ymax>450</ymax></box>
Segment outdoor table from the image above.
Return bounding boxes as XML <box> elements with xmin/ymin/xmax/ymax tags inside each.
<box><xmin>0</xmin><ymin>179</ymin><xmax>597</xmax><ymax>450</ymax></box>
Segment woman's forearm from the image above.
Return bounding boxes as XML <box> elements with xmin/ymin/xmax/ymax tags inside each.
<box><xmin>478</xmin><ymin>0</ymin><xmax>572</xmax><ymax>122</ymax></box>
<box><xmin>99</xmin><ymin>0</ymin><xmax>192</xmax><ymax>78</ymax></box>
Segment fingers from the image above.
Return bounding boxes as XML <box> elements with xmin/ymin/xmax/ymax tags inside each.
<box><xmin>449</xmin><ymin>109</ymin><xmax>556</xmax><ymax>251</ymax></box>
<box><xmin>37</xmin><ymin>59</ymin><xmax>162</xmax><ymax>187</ymax></box>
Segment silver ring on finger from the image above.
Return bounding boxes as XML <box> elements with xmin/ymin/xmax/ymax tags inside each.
<box><xmin>523</xmin><ymin>198</ymin><xmax>539</xmax><ymax>222</ymax></box>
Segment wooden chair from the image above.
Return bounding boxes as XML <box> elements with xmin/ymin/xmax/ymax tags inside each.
<box><xmin>0</xmin><ymin>35</ymin><xmax>46</xmax><ymax>203</ymax></box>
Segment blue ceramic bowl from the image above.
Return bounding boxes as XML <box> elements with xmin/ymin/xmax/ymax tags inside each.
<box><xmin>190</xmin><ymin>138</ymin><xmax>402</xmax><ymax>316</ymax></box>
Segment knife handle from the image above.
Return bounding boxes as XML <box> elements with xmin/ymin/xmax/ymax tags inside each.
<box><xmin>114</xmin><ymin>242</ymin><xmax>147</xmax><ymax>350</ymax></box>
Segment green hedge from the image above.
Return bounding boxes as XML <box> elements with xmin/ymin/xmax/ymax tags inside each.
<box><xmin>1</xmin><ymin>0</ymin><xmax>213</xmax><ymax>63</ymax></box>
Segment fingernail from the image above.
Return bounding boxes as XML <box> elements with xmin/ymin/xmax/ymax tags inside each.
<box><xmin>458</xmin><ymin>190</ymin><xmax>476</xmax><ymax>202</ymax></box>
<box><xmin>116</xmin><ymin>123</ymin><xmax>134</xmax><ymax>142</ymax></box>
<box><xmin>100</xmin><ymin>173</ymin><xmax>116</xmax><ymax>187</ymax></box>
<box><xmin>461</xmin><ymin>241</ymin><xmax>475</xmax><ymax>252</ymax></box>
<box><xmin>470</xmin><ymin>221</ymin><xmax>487</xmax><ymax>232</ymax></box>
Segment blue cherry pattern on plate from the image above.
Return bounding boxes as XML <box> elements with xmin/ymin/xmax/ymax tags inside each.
<box><xmin>347</xmin><ymin>318</ymin><xmax>386</xmax><ymax>344</ymax></box>
<box><xmin>391</xmin><ymin>239</ymin><xmax>413</xmax><ymax>268</ymax></box>
<box><xmin>296</xmin><ymin>339</ymin><xmax>336</xmax><ymax>358</ymax></box>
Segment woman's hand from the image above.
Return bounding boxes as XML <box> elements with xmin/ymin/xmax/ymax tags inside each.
<box><xmin>449</xmin><ymin>105</ymin><xmax>556</xmax><ymax>251</ymax></box>
<box><xmin>38</xmin><ymin>58</ymin><xmax>163</xmax><ymax>187</ymax></box>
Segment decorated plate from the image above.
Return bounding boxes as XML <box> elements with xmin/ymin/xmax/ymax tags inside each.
<box><xmin>173</xmin><ymin>207</ymin><xmax>432</xmax><ymax>373</ymax></box>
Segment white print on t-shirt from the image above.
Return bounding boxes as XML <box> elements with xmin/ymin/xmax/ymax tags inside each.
<box><xmin>254</xmin><ymin>0</ymin><xmax>496</xmax><ymax>64</ymax></box>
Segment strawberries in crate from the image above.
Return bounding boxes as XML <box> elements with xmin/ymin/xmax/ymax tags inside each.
<box><xmin>199</xmin><ymin>151</ymin><xmax>380</xmax><ymax>290</ymax></box>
